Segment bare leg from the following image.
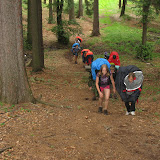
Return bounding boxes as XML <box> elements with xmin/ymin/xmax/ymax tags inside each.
<box><xmin>73</xmin><ymin>55</ymin><xmax>75</xmax><ymax>62</ymax></box>
<box><xmin>98</xmin><ymin>93</ymin><xmax>103</xmax><ymax>107</ymax></box>
<box><xmin>103</xmin><ymin>89</ymin><xmax>110</xmax><ymax>110</ymax></box>
<box><xmin>98</xmin><ymin>91</ymin><xmax>104</xmax><ymax>113</ymax></box>
<box><xmin>75</xmin><ymin>56</ymin><xmax>78</xmax><ymax>63</ymax></box>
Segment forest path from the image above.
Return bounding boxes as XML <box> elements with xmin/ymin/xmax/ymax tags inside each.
<box><xmin>25</xmin><ymin>45</ymin><xmax>160</xmax><ymax>160</ymax></box>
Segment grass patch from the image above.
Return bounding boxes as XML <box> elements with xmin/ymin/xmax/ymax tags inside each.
<box><xmin>141</xmin><ymin>84</ymin><xmax>160</xmax><ymax>98</ymax></box>
<box><xmin>148</xmin><ymin>27</ymin><xmax>160</xmax><ymax>34</ymax></box>
<box><xmin>99</xmin><ymin>0</ymin><xmax>119</xmax><ymax>15</ymax></box>
<box><xmin>85</xmin><ymin>37</ymin><xmax>101</xmax><ymax>47</ymax></box>
<box><xmin>99</xmin><ymin>0</ymin><xmax>119</xmax><ymax>24</ymax></box>
<box><xmin>101</xmin><ymin>22</ymin><xmax>142</xmax><ymax>54</ymax></box>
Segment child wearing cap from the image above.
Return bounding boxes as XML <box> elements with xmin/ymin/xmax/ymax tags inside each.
<box><xmin>104</xmin><ymin>52</ymin><xmax>110</xmax><ymax>60</ymax></box>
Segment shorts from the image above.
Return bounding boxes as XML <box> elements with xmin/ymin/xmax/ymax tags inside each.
<box><xmin>100</xmin><ymin>85</ymin><xmax>110</xmax><ymax>92</ymax></box>
<box><xmin>73</xmin><ymin>52</ymin><xmax>78</xmax><ymax>56</ymax></box>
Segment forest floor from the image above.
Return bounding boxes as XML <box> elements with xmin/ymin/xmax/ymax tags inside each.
<box><xmin>0</xmin><ymin>8</ymin><xmax>160</xmax><ymax>160</ymax></box>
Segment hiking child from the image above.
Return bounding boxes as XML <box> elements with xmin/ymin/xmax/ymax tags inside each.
<box><xmin>81</xmin><ymin>49</ymin><xmax>94</xmax><ymax>66</ymax></box>
<box><xmin>96</xmin><ymin>64</ymin><xmax>116</xmax><ymax>115</ymax></box>
<box><xmin>88</xmin><ymin>69</ymin><xmax>99</xmax><ymax>101</ymax></box>
<box><xmin>75</xmin><ymin>36</ymin><xmax>83</xmax><ymax>44</ymax></box>
<box><xmin>115</xmin><ymin>65</ymin><xmax>144</xmax><ymax>116</ymax></box>
<box><xmin>109</xmin><ymin>63</ymin><xmax>118</xmax><ymax>99</ymax></box>
<box><xmin>123</xmin><ymin>72</ymin><xmax>143</xmax><ymax>115</ymax></box>
<box><xmin>89</xmin><ymin>58</ymin><xmax>111</xmax><ymax>101</ymax></box>
<box><xmin>108</xmin><ymin>51</ymin><xmax>120</xmax><ymax>69</ymax></box>
<box><xmin>91</xmin><ymin>58</ymin><xmax>111</xmax><ymax>81</ymax></box>
<box><xmin>81</xmin><ymin>49</ymin><xmax>90</xmax><ymax>65</ymax></box>
<box><xmin>104</xmin><ymin>52</ymin><xmax>110</xmax><ymax>60</ymax></box>
<box><xmin>72</xmin><ymin>43</ymin><xmax>81</xmax><ymax>64</ymax></box>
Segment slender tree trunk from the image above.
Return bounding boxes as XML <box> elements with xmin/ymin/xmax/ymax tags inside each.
<box><xmin>44</xmin><ymin>0</ymin><xmax>46</xmax><ymax>4</ymax></box>
<box><xmin>56</xmin><ymin>0</ymin><xmax>69</xmax><ymax>44</ymax></box>
<box><xmin>0</xmin><ymin>0</ymin><xmax>34</xmax><ymax>104</ymax></box>
<box><xmin>120</xmin><ymin>0</ymin><xmax>126</xmax><ymax>17</ymax></box>
<box><xmin>142</xmin><ymin>0</ymin><xmax>151</xmax><ymax>45</ymax></box>
<box><xmin>119</xmin><ymin>0</ymin><xmax>121</xmax><ymax>8</ymax></box>
<box><xmin>92</xmin><ymin>0</ymin><xmax>100</xmax><ymax>36</ymax></box>
<box><xmin>38</xmin><ymin>0</ymin><xmax>44</xmax><ymax>68</ymax></box>
<box><xmin>68</xmin><ymin>0</ymin><xmax>75</xmax><ymax>21</ymax></box>
<box><xmin>53</xmin><ymin>0</ymin><xmax>56</xmax><ymax>12</ymax></box>
<box><xmin>48</xmin><ymin>0</ymin><xmax>53</xmax><ymax>23</ymax></box>
<box><xmin>57</xmin><ymin>0</ymin><xmax>63</xmax><ymax>27</ymax></box>
<box><xmin>27</xmin><ymin>0</ymin><xmax>32</xmax><ymax>47</ymax></box>
<box><xmin>77</xmin><ymin>0</ymin><xmax>83</xmax><ymax>18</ymax></box>
<box><xmin>57</xmin><ymin>0</ymin><xmax>65</xmax><ymax>44</ymax></box>
<box><xmin>31</xmin><ymin>0</ymin><xmax>44</xmax><ymax>71</ymax></box>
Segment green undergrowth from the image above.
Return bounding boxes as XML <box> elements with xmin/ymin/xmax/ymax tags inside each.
<box><xmin>22</xmin><ymin>0</ymin><xmax>27</xmax><ymax>15</ymax></box>
<box><xmin>99</xmin><ymin>0</ymin><xmax>119</xmax><ymax>24</ymax></box>
<box><xmin>101</xmin><ymin>22</ymin><xmax>142</xmax><ymax>54</ymax></box>
<box><xmin>148</xmin><ymin>27</ymin><xmax>160</xmax><ymax>34</ymax></box>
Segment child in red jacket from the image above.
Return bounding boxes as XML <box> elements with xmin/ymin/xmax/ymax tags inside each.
<box><xmin>108</xmin><ymin>51</ymin><xmax>120</xmax><ymax>69</ymax></box>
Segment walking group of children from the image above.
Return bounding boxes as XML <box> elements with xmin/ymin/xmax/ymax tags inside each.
<box><xmin>71</xmin><ymin>37</ymin><xmax>144</xmax><ymax>116</ymax></box>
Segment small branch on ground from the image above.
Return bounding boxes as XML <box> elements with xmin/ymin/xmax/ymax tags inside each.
<box><xmin>0</xmin><ymin>146</ymin><xmax>13</xmax><ymax>154</ymax></box>
<box><xmin>36</xmin><ymin>99</ymin><xmax>57</xmax><ymax>107</ymax></box>
<box><xmin>137</xmin><ymin>56</ymin><xmax>154</xmax><ymax>66</ymax></box>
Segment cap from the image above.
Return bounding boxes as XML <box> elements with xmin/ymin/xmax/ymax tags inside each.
<box><xmin>104</xmin><ymin>52</ymin><xmax>109</xmax><ymax>59</ymax></box>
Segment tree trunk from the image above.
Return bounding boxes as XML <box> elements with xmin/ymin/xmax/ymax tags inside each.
<box><xmin>31</xmin><ymin>0</ymin><xmax>44</xmax><ymax>71</ymax></box>
<box><xmin>53</xmin><ymin>0</ymin><xmax>56</xmax><ymax>12</ymax></box>
<box><xmin>119</xmin><ymin>0</ymin><xmax>121</xmax><ymax>8</ymax></box>
<box><xmin>56</xmin><ymin>0</ymin><xmax>69</xmax><ymax>44</ymax></box>
<box><xmin>57</xmin><ymin>0</ymin><xmax>64</xmax><ymax>43</ymax></box>
<box><xmin>142</xmin><ymin>0</ymin><xmax>151</xmax><ymax>45</ymax></box>
<box><xmin>92</xmin><ymin>0</ymin><xmax>100</xmax><ymax>36</ymax></box>
<box><xmin>120</xmin><ymin>0</ymin><xmax>126</xmax><ymax>17</ymax></box>
<box><xmin>27</xmin><ymin>0</ymin><xmax>32</xmax><ymax>47</ymax></box>
<box><xmin>68</xmin><ymin>0</ymin><xmax>75</xmax><ymax>21</ymax></box>
<box><xmin>44</xmin><ymin>0</ymin><xmax>46</xmax><ymax>4</ymax></box>
<box><xmin>48</xmin><ymin>0</ymin><xmax>53</xmax><ymax>23</ymax></box>
<box><xmin>77</xmin><ymin>0</ymin><xmax>83</xmax><ymax>18</ymax></box>
<box><xmin>38</xmin><ymin>0</ymin><xmax>44</xmax><ymax>68</ymax></box>
<box><xmin>57</xmin><ymin>0</ymin><xmax>63</xmax><ymax>27</ymax></box>
<box><xmin>0</xmin><ymin>0</ymin><xmax>34</xmax><ymax>104</ymax></box>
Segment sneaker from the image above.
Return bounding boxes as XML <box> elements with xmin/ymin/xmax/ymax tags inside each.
<box><xmin>98</xmin><ymin>107</ymin><xmax>103</xmax><ymax>113</ymax></box>
<box><xmin>125</xmin><ymin>111</ymin><xmax>130</xmax><ymax>115</ymax></box>
<box><xmin>104</xmin><ymin>110</ymin><xmax>108</xmax><ymax>115</ymax></box>
<box><xmin>130</xmin><ymin>111</ymin><xmax>135</xmax><ymax>116</ymax></box>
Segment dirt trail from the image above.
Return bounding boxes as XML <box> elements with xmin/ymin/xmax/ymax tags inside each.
<box><xmin>1</xmin><ymin>46</ymin><xmax>160</xmax><ymax>160</ymax></box>
<box><xmin>0</xmin><ymin>8</ymin><xmax>160</xmax><ymax>160</ymax></box>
